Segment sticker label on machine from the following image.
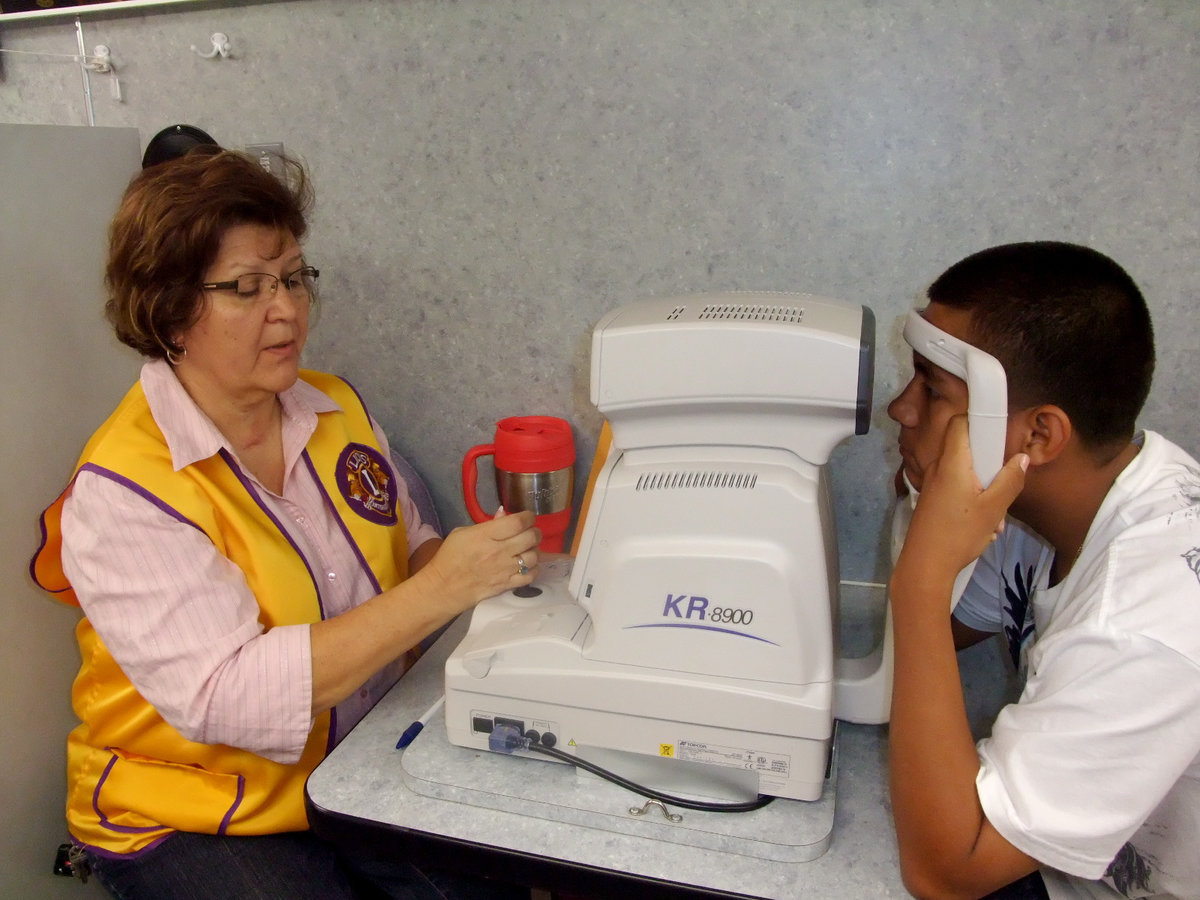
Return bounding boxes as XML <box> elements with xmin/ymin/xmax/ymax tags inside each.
<box><xmin>674</xmin><ymin>739</ymin><xmax>791</xmax><ymax>777</ymax></box>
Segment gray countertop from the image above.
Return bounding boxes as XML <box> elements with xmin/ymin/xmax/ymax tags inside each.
<box><xmin>306</xmin><ymin>583</ymin><xmax>913</xmax><ymax>899</ymax></box>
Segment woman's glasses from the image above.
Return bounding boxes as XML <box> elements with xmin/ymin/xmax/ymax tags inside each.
<box><xmin>201</xmin><ymin>265</ymin><xmax>319</xmax><ymax>303</ymax></box>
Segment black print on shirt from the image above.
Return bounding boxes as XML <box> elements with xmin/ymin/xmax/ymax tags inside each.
<box><xmin>1002</xmin><ymin>561</ymin><xmax>1037</xmax><ymax>667</ymax></box>
<box><xmin>1178</xmin><ymin>468</ymin><xmax>1200</xmax><ymax>506</ymax></box>
<box><xmin>1106</xmin><ymin>841</ymin><xmax>1153</xmax><ymax>896</ymax></box>
<box><xmin>1184</xmin><ymin>547</ymin><xmax>1200</xmax><ymax>585</ymax></box>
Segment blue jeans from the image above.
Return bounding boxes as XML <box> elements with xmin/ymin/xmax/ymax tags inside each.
<box><xmin>84</xmin><ymin>830</ymin><xmax>529</xmax><ymax>900</ymax></box>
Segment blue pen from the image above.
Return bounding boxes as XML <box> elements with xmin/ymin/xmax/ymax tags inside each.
<box><xmin>395</xmin><ymin>695</ymin><xmax>445</xmax><ymax>749</ymax></box>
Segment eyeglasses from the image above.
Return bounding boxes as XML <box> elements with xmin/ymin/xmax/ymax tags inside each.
<box><xmin>201</xmin><ymin>265</ymin><xmax>319</xmax><ymax>303</ymax></box>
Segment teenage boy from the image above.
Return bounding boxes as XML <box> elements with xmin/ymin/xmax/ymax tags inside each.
<box><xmin>886</xmin><ymin>242</ymin><xmax>1200</xmax><ymax>900</ymax></box>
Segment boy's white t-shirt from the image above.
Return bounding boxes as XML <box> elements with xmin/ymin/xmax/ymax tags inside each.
<box><xmin>953</xmin><ymin>431</ymin><xmax>1200</xmax><ymax>900</ymax></box>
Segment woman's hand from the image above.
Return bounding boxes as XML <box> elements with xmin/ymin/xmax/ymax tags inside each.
<box><xmin>418</xmin><ymin>508</ymin><xmax>542</xmax><ymax>612</ymax></box>
<box><xmin>895</xmin><ymin>415</ymin><xmax>1027</xmax><ymax>592</ymax></box>
<box><xmin>310</xmin><ymin>508</ymin><xmax>541</xmax><ymax>715</ymax></box>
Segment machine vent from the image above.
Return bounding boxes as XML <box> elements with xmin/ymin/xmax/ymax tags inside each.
<box><xmin>635</xmin><ymin>470</ymin><xmax>758</xmax><ymax>491</ymax></box>
<box><xmin>697</xmin><ymin>304</ymin><xmax>804</xmax><ymax>322</ymax></box>
<box><xmin>666</xmin><ymin>305</ymin><xmax>686</xmax><ymax>320</ymax></box>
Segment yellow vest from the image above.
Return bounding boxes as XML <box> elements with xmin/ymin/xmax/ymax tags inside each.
<box><xmin>32</xmin><ymin>370</ymin><xmax>409</xmax><ymax>854</ymax></box>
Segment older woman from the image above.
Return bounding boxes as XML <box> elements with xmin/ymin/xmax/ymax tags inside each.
<box><xmin>33</xmin><ymin>148</ymin><xmax>538</xmax><ymax>899</ymax></box>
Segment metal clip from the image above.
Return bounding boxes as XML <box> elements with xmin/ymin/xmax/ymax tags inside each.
<box><xmin>629</xmin><ymin>798</ymin><xmax>682</xmax><ymax>823</ymax></box>
<box><xmin>53</xmin><ymin>843</ymin><xmax>91</xmax><ymax>883</ymax></box>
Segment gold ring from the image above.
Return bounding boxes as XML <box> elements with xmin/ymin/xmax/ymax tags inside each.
<box><xmin>517</xmin><ymin>556</ymin><xmax>529</xmax><ymax>576</ymax></box>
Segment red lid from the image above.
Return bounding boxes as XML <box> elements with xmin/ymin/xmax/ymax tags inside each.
<box><xmin>493</xmin><ymin>416</ymin><xmax>575</xmax><ymax>472</ymax></box>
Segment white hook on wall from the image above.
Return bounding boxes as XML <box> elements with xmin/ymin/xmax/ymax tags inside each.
<box><xmin>87</xmin><ymin>45</ymin><xmax>112</xmax><ymax>73</ymax></box>
<box><xmin>191</xmin><ymin>33</ymin><xmax>232</xmax><ymax>60</ymax></box>
<box><xmin>85</xmin><ymin>45</ymin><xmax>122</xmax><ymax>103</ymax></box>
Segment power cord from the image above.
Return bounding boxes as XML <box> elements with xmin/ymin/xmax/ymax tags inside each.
<box><xmin>489</xmin><ymin>724</ymin><xmax>774</xmax><ymax>813</ymax></box>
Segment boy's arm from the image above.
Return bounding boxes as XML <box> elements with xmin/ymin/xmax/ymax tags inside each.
<box><xmin>889</xmin><ymin>416</ymin><xmax>1037</xmax><ymax>899</ymax></box>
<box><xmin>896</xmin><ymin>462</ymin><xmax>998</xmax><ymax>653</ymax></box>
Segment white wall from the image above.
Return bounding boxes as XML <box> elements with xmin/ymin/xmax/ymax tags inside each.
<box><xmin>0</xmin><ymin>4</ymin><xmax>1195</xmax><ymax>888</ymax></box>
<box><xmin>2</xmin><ymin>1</ymin><xmax>1197</xmax><ymax>581</ymax></box>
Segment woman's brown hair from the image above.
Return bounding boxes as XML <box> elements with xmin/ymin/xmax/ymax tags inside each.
<box><xmin>105</xmin><ymin>147</ymin><xmax>313</xmax><ymax>360</ymax></box>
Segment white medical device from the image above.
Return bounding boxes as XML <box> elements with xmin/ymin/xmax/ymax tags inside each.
<box><xmin>901</xmin><ymin>310</ymin><xmax>1007</xmax><ymax>486</ymax></box>
<box><xmin>900</xmin><ymin>310</ymin><xmax>1009</xmax><ymax>605</ymax></box>
<box><xmin>444</xmin><ymin>293</ymin><xmax>888</xmax><ymax>804</ymax></box>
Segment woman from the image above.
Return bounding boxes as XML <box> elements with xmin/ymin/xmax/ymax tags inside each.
<box><xmin>32</xmin><ymin>148</ymin><xmax>540</xmax><ymax>899</ymax></box>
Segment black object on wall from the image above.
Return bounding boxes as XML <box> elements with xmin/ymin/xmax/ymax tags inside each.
<box><xmin>141</xmin><ymin>124</ymin><xmax>219</xmax><ymax>169</ymax></box>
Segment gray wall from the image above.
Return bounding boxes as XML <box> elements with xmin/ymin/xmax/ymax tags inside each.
<box><xmin>3</xmin><ymin>0</ymin><xmax>1197</xmax><ymax>582</ymax></box>
<box><xmin>0</xmin><ymin>123</ymin><xmax>142</xmax><ymax>899</ymax></box>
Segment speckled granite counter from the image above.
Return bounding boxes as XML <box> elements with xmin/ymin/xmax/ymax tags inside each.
<box><xmin>306</xmin><ymin>585</ymin><xmax>907</xmax><ymax>899</ymax></box>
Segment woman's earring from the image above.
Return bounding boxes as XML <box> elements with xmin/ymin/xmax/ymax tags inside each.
<box><xmin>166</xmin><ymin>344</ymin><xmax>187</xmax><ymax>366</ymax></box>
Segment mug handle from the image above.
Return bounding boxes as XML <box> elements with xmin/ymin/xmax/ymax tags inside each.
<box><xmin>461</xmin><ymin>444</ymin><xmax>495</xmax><ymax>523</ymax></box>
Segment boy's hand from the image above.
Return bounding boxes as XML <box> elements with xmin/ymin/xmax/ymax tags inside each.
<box><xmin>895</xmin><ymin>415</ymin><xmax>1027</xmax><ymax>592</ymax></box>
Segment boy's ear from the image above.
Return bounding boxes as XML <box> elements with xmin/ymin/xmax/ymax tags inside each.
<box><xmin>1010</xmin><ymin>404</ymin><xmax>1072</xmax><ymax>465</ymax></box>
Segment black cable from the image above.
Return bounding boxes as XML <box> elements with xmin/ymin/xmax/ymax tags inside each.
<box><xmin>525</xmin><ymin>742</ymin><xmax>775</xmax><ymax>813</ymax></box>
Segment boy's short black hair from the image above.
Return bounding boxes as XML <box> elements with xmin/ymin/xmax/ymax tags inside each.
<box><xmin>928</xmin><ymin>241</ymin><xmax>1155</xmax><ymax>451</ymax></box>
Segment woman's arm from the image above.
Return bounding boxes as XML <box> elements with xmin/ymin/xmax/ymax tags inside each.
<box><xmin>62</xmin><ymin>472</ymin><xmax>316</xmax><ymax>763</ymax></box>
<box><xmin>63</xmin><ymin>470</ymin><xmax>540</xmax><ymax>762</ymax></box>
<box><xmin>308</xmin><ymin>510</ymin><xmax>539</xmax><ymax>715</ymax></box>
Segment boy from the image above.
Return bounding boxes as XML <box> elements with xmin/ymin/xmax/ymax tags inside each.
<box><xmin>886</xmin><ymin>242</ymin><xmax>1200</xmax><ymax>899</ymax></box>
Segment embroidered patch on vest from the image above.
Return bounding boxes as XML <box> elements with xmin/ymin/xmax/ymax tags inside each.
<box><xmin>337</xmin><ymin>443</ymin><xmax>398</xmax><ymax>526</ymax></box>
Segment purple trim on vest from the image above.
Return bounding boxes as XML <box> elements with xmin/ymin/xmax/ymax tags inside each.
<box><xmin>81</xmin><ymin>462</ymin><xmax>210</xmax><ymax>530</ymax></box>
<box><xmin>29</xmin><ymin>463</ymin><xmax>208</xmax><ymax>594</ymax></box>
<box><xmin>302</xmin><ymin>449</ymin><xmax>384</xmax><ymax>595</ymax></box>
<box><xmin>216</xmin><ymin>774</ymin><xmax>246</xmax><ymax>836</ymax></box>
<box><xmin>29</xmin><ymin>487</ymin><xmax>64</xmax><ymax>591</ymax></box>
<box><xmin>217</xmin><ymin>449</ymin><xmax>326</xmax><ymax>620</ymax></box>
<box><xmin>217</xmin><ymin>452</ymin><xmax>341</xmax><ymax>755</ymax></box>
<box><xmin>92</xmin><ymin>750</ymin><xmax>246</xmax><ymax>841</ymax></box>
<box><xmin>92</xmin><ymin>753</ymin><xmax>167</xmax><ymax>835</ymax></box>
<box><xmin>332</xmin><ymin>373</ymin><xmax>371</xmax><ymax>420</ymax></box>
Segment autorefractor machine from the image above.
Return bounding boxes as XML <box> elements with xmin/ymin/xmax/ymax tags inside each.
<box><xmin>443</xmin><ymin>292</ymin><xmax>893</xmax><ymax>807</ymax></box>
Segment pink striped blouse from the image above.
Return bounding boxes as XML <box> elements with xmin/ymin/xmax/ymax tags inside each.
<box><xmin>60</xmin><ymin>360</ymin><xmax>439</xmax><ymax>764</ymax></box>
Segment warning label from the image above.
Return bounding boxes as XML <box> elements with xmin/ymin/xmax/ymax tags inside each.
<box><xmin>676</xmin><ymin>740</ymin><xmax>791</xmax><ymax>777</ymax></box>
